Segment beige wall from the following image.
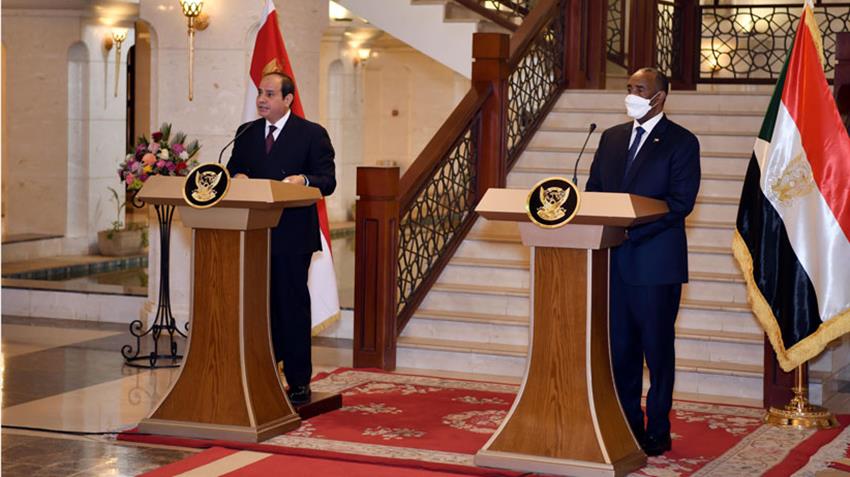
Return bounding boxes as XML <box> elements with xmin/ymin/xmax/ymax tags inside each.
<box><xmin>361</xmin><ymin>40</ymin><xmax>469</xmax><ymax>175</ymax></box>
<box><xmin>2</xmin><ymin>13</ymin><xmax>82</xmax><ymax>236</ymax></box>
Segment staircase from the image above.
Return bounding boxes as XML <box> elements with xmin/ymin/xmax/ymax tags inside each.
<box><xmin>334</xmin><ymin>0</ymin><xmax>510</xmax><ymax>77</ymax></box>
<box><xmin>397</xmin><ymin>89</ymin><xmax>775</xmax><ymax>402</ymax></box>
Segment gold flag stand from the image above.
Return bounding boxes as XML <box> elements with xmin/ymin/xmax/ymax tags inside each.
<box><xmin>764</xmin><ymin>365</ymin><xmax>839</xmax><ymax>429</ymax></box>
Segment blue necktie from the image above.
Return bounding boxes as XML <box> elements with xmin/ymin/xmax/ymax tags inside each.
<box><xmin>624</xmin><ymin>126</ymin><xmax>645</xmax><ymax>178</ymax></box>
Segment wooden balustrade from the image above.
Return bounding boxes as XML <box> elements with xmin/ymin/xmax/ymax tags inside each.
<box><xmin>353</xmin><ymin>167</ymin><xmax>400</xmax><ymax>370</ymax></box>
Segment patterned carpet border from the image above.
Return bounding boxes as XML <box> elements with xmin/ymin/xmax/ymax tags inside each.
<box><xmin>120</xmin><ymin>368</ymin><xmax>849</xmax><ymax>477</ymax></box>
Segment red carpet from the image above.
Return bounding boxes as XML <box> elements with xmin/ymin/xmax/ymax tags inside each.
<box><xmin>123</xmin><ymin>368</ymin><xmax>850</xmax><ymax>476</ymax></box>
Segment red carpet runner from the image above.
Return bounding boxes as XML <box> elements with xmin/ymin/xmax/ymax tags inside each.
<box><xmin>125</xmin><ymin>368</ymin><xmax>850</xmax><ymax>476</ymax></box>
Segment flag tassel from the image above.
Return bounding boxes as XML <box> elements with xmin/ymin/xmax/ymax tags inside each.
<box><xmin>763</xmin><ymin>365</ymin><xmax>838</xmax><ymax>429</ymax></box>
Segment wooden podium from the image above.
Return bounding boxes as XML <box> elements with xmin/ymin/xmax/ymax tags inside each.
<box><xmin>135</xmin><ymin>176</ymin><xmax>321</xmax><ymax>442</ymax></box>
<box><xmin>473</xmin><ymin>189</ymin><xmax>668</xmax><ymax>477</ymax></box>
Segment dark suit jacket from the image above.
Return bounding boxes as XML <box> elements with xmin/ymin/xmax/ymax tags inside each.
<box><xmin>226</xmin><ymin>115</ymin><xmax>336</xmax><ymax>255</ymax></box>
<box><xmin>586</xmin><ymin>115</ymin><xmax>700</xmax><ymax>285</ymax></box>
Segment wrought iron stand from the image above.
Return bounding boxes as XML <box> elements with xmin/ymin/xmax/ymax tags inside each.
<box><xmin>122</xmin><ymin>202</ymin><xmax>188</xmax><ymax>368</ymax></box>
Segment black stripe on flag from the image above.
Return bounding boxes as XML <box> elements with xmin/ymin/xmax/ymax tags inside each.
<box><xmin>736</xmin><ymin>152</ymin><xmax>822</xmax><ymax>349</ymax></box>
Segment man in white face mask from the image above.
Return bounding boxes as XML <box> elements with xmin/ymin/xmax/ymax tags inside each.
<box><xmin>586</xmin><ymin>67</ymin><xmax>701</xmax><ymax>457</ymax></box>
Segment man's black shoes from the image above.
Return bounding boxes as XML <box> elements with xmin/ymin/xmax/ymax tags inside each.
<box><xmin>642</xmin><ymin>434</ymin><xmax>672</xmax><ymax>456</ymax></box>
<box><xmin>287</xmin><ymin>385</ymin><xmax>311</xmax><ymax>405</ymax></box>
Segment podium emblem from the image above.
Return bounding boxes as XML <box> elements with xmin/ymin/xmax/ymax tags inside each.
<box><xmin>183</xmin><ymin>163</ymin><xmax>231</xmax><ymax>209</ymax></box>
<box><xmin>526</xmin><ymin>177</ymin><xmax>581</xmax><ymax>228</ymax></box>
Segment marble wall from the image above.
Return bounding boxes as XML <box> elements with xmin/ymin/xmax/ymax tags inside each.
<box><xmin>2</xmin><ymin>8</ymin><xmax>133</xmax><ymax>255</ymax></box>
<box><xmin>2</xmin><ymin>12</ymin><xmax>82</xmax><ymax>237</ymax></box>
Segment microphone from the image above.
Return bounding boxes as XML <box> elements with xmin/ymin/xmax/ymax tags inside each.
<box><xmin>571</xmin><ymin>122</ymin><xmax>597</xmax><ymax>187</ymax></box>
<box><xmin>218</xmin><ymin>123</ymin><xmax>254</xmax><ymax>164</ymax></box>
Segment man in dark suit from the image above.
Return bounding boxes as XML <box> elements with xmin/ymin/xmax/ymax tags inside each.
<box><xmin>226</xmin><ymin>72</ymin><xmax>336</xmax><ymax>404</ymax></box>
<box><xmin>586</xmin><ymin>67</ymin><xmax>700</xmax><ymax>456</ymax></box>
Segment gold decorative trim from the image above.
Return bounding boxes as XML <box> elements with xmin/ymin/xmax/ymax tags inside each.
<box><xmin>732</xmin><ymin>229</ymin><xmax>850</xmax><ymax>372</ymax></box>
<box><xmin>311</xmin><ymin>311</ymin><xmax>342</xmax><ymax>336</ymax></box>
<box><xmin>802</xmin><ymin>4</ymin><xmax>826</xmax><ymax>67</ymax></box>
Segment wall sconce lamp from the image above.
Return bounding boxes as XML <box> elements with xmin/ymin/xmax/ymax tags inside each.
<box><xmin>179</xmin><ymin>0</ymin><xmax>210</xmax><ymax>101</ymax></box>
<box><xmin>111</xmin><ymin>29</ymin><xmax>127</xmax><ymax>97</ymax></box>
<box><xmin>356</xmin><ymin>48</ymin><xmax>371</xmax><ymax>66</ymax></box>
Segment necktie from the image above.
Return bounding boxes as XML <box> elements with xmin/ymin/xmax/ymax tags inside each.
<box><xmin>265</xmin><ymin>125</ymin><xmax>277</xmax><ymax>154</ymax></box>
<box><xmin>623</xmin><ymin>126</ymin><xmax>645</xmax><ymax>178</ymax></box>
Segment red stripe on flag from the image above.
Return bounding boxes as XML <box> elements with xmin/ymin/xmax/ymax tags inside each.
<box><xmin>781</xmin><ymin>9</ymin><xmax>850</xmax><ymax>241</ymax></box>
<box><xmin>248</xmin><ymin>4</ymin><xmax>305</xmax><ymax>118</ymax></box>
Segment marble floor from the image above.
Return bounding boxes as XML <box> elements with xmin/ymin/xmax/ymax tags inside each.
<box><xmin>3</xmin><ymin>315</ymin><xmax>850</xmax><ymax>477</ymax></box>
<box><xmin>0</xmin><ymin>315</ymin><xmax>341</xmax><ymax>476</ymax></box>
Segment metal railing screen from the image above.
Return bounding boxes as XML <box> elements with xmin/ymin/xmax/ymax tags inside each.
<box><xmin>506</xmin><ymin>9</ymin><xmax>565</xmax><ymax>164</ymax></box>
<box><xmin>698</xmin><ymin>4</ymin><xmax>850</xmax><ymax>81</ymax></box>
<box><xmin>396</xmin><ymin>120</ymin><xmax>480</xmax><ymax>315</ymax></box>
<box><xmin>607</xmin><ymin>0</ymin><xmax>627</xmax><ymax>67</ymax></box>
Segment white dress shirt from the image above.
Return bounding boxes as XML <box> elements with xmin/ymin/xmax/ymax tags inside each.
<box><xmin>629</xmin><ymin>112</ymin><xmax>664</xmax><ymax>156</ymax></box>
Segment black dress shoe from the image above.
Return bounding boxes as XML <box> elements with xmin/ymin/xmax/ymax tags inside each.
<box><xmin>642</xmin><ymin>434</ymin><xmax>672</xmax><ymax>456</ymax></box>
<box><xmin>288</xmin><ymin>385</ymin><xmax>311</xmax><ymax>405</ymax></box>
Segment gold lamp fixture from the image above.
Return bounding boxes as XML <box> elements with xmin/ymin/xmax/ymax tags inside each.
<box><xmin>179</xmin><ymin>0</ymin><xmax>210</xmax><ymax>101</ymax></box>
<box><xmin>111</xmin><ymin>29</ymin><xmax>127</xmax><ymax>97</ymax></box>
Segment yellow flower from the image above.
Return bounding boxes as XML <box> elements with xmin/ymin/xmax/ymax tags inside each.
<box><xmin>143</xmin><ymin>165</ymin><xmax>153</xmax><ymax>173</ymax></box>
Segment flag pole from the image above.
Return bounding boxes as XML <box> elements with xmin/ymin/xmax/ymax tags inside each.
<box><xmin>763</xmin><ymin>364</ymin><xmax>838</xmax><ymax>429</ymax></box>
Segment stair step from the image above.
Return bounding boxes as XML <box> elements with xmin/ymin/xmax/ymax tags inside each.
<box><xmin>511</xmin><ymin>165</ymin><xmax>745</xmax><ymax>183</ymax></box>
<box><xmin>451</xmin><ymin>256</ymin><xmax>529</xmax><ymax>269</ymax></box>
<box><xmin>522</xmin><ymin>145</ymin><xmax>752</xmax><ymax>159</ymax></box>
<box><xmin>676</xmin><ymin>327</ymin><xmax>761</xmax><ymax>344</ymax></box>
<box><xmin>550</xmin><ymin>106</ymin><xmax>765</xmax><ymax>118</ymax></box>
<box><xmin>413</xmin><ymin>308</ymin><xmax>528</xmax><ymax>325</ymax></box>
<box><xmin>690</xmin><ymin>271</ymin><xmax>743</xmax><ymax>283</ymax></box>
<box><xmin>431</xmin><ymin>282</ymin><xmax>528</xmax><ymax>297</ymax></box>
<box><xmin>410</xmin><ymin>308</ymin><xmax>759</xmax><ymax>346</ymax></box>
<box><xmin>537</xmin><ymin>125</ymin><xmax>759</xmax><ymax>138</ymax></box>
<box><xmin>397</xmin><ymin>337</ymin><xmax>762</xmax><ymax>377</ymax></box>
<box><xmin>683</xmin><ymin>298</ymin><xmax>751</xmax><ymax>312</ymax></box>
<box><xmin>398</xmin><ymin>336</ymin><xmax>527</xmax><ymax>357</ymax></box>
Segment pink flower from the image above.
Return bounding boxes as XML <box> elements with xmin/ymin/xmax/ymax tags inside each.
<box><xmin>142</xmin><ymin>153</ymin><xmax>157</xmax><ymax>165</ymax></box>
<box><xmin>125</xmin><ymin>173</ymin><xmax>135</xmax><ymax>185</ymax></box>
<box><xmin>171</xmin><ymin>143</ymin><xmax>185</xmax><ymax>155</ymax></box>
<box><xmin>166</xmin><ymin>162</ymin><xmax>177</xmax><ymax>172</ymax></box>
<box><xmin>139</xmin><ymin>173</ymin><xmax>148</xmax><ymax>181</ymax></box>
<box><xmin>156</xmin><ymin>160</ymin><xmax>167</xmax><ymax>169</ymax></box>
<box><xmin>148</xmin><ymin>142</ymin><xmax>160</xmax><ymax>153</ymax></box>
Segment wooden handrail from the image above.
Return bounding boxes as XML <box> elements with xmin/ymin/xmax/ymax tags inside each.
<box><xmin>398</xmin><ymin>87</ymin><xmax>491</xmax><ymax>210</ymax></box>
<box><xmin>454</xmin><ymin>0</ymin><xmax>520</xmax><ymax>32</ymax></box>
<box><xmin>508</xmin><ymin>0</ymin><xmax>560</xmax><ymax>67</ymax></box>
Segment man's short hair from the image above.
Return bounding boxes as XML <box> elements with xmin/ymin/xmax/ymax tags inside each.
<box><xmin>263</xmin><ymin>72</ymin><xmax>296</xmax><ymax>98</ymax></box>
<box><xmin>638</xmin><ymin>67</ymin><xmax>670</xmax><ymax>94</ymax></box>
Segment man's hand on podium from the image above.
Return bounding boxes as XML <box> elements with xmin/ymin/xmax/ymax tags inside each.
<box><xmin>282</xmin><ymin>174</ymin><xmax>307</xmax><ymax>186</ymax></box>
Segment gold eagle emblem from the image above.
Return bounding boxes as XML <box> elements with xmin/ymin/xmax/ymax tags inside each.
<box><xmin>536</xmin><ymin>186</ymin><xmax>570</xmax><ymax>221</ymax></box>
<box><xmin>191</xmin><ymin>170</ymin><xmax>223</xmax><ymax>202</ymax></box>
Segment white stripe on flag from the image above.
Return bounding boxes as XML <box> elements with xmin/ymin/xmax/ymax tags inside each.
<box><xmin>242</xmin><ymin>70</ymin><xmax>259</xmax><ymax>123</ymax></box>
<box><xmin>759</xmin><ymin>103</ymin><xmax>850</xmax><ymax>322</ymax></box>
<box><xmin>309</xmin><ymin>229</ymin><xmax>341</xmax><ymax>332</ymax></box>
<box><xmin>176</xmin><ymin>451</ymin><xmax>271</xmax><ymax>476</ymax></box>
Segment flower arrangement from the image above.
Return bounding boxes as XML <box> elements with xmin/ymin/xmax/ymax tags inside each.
<box><xmin>118</xmin><ymin>123</ymin><xmax>201</xmax><ymax>190</ymax></box>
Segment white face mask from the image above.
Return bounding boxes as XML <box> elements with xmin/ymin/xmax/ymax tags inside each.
<box><xmin>624</xmin><ymin>93</ymin><xmax>657</xmax><ymax>119</ymax></box>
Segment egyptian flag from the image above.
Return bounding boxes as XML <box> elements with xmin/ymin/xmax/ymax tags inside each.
<box><xmin>733</xmin><ymin>2</ymin><xmax>850</xmax><ymax>372</ymax></box>
<box><xmin>243</xmin><ymin>0</ymin><xmax>341</xmax><ymax>334</ymax></box>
